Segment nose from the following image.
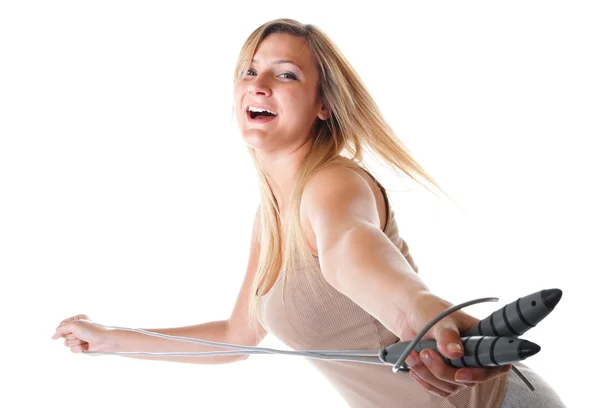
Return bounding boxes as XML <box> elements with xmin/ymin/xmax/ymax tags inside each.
<box><xmin>247</xmin><ymin>75</ymin><xmax>271</xmax><ymax>97</ymax></box>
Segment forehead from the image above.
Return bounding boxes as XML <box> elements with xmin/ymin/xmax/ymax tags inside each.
<box><xmin>252</xmin><ymin>33</ymin><xmax>316</xmax><ymax>72</ymax></box>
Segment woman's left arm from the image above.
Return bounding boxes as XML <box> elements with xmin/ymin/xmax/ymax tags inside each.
<box><xmin>302</xmin><ymin>166</ymin><xmax>510</xmax><ymax>397</ymax></box>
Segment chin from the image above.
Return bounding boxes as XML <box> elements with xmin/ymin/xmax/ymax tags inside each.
<box><xmin>240</xmin><ymin>130</ymin><xmax>272</xmax><ymax>151</ymax></box>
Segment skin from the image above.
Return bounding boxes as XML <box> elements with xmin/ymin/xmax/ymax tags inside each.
<box><xmin>233</xmin><ymin>33</ymin><xmax>510</xmax><ymax>398</ymax></box>
<box><xmin>234</xmin><ymin>32</ymin><xmax>330</xmax><ymax>219</ymax></box>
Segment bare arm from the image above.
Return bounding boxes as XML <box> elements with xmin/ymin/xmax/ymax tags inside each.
<box><xmin>302</xmin><ymin>166</ymin><xmax>430</xmax><ymax>335</ymax></box>
<box><xmin>113</xmin><ymin>206</ymin><xmax>267</xmax><ymax>364</ymax></box>
<box><xmin>113</xmin><ymin>320</ymin><xmax>238</xmax><ymax>364</ymax></box>
<box><xmin>300</xmin><ymin>169</ymin><xmax>512</xmax><ymax>398</ymax></box>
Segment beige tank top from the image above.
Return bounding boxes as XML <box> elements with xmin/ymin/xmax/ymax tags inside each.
<box><xmin>257</xmin><ymin>174</ymin><xmax>508</xmax><ymax>407</ymax></box>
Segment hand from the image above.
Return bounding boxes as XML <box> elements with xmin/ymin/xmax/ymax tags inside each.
<box><xmin>395</xmin><ymin>292</ymin><xmax>511</xmax><ymax>398</ymax></box>
<box><xmin>52</xmin><ymin>314</ymin><xmax>117</xmax><ymax>353</ymax></box>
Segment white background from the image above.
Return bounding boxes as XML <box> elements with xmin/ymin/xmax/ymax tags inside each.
<box><xmin>1</xmin><ymin>1</ymin><xmax>598</xmax><ymax>407</ymax></box>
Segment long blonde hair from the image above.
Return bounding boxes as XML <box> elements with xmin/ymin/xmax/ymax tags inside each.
<box><xmin>233</xmin><ymin>19</ymin><xmax>450</xmax><ymax>335</ymax></box>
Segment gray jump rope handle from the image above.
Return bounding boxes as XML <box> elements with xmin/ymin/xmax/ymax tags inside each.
<box><xmin>379</xmin><ymin>335</ymin><xmax>540</xmax><ymax>367</ymax></box>
<box><xmin>462</xmin><ymin>288</ymin><xmax>562</xmax><ymax>338</ymax></box>
<box><xmin>380</xmin><ymin>288</ymin><xmax>561</xmax><ymax>369</ymax></box>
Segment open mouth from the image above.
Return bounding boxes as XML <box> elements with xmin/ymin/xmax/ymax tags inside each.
<box><xmin>246</xmin><ymin>106</ymin><xmax>278</xmax><ymax>121</ymax></box>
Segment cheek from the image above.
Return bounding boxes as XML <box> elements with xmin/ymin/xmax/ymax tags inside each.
<box><xmin>233</xmin><ymin>89</ymin><xmax>246</xmax><ymax>120</ymax></box>
<box><xmin>233</xmin><ymin>80</ymin><xmax>246</xmax><ymax>99</ymax></box>
<box><xmin>286</xmin><ymin>89</ymin><xmax>319</xmax><ymax>115</ymax></box>
<box><xmin>283</xmin><ymin>93</ymin><xmax>312</xmax><ymax>119</ymax></box>
<box><xmin>289</xmin><ymin>103</ymin><xmax>320</xmax><ymax>127</ymax></box>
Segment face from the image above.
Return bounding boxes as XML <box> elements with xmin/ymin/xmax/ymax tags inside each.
<box><xmin>234</xmin><ymin>33</ymin><xmax>330</xmax><ymax>154</ymax></box>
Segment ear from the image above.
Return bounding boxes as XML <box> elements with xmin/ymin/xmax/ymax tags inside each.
<box><xmin>317</xmin><ymin>100</ymin><xmax>331</xmax><ymax>121</ymax></box>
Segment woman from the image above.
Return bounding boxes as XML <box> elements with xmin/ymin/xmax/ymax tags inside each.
<box><xmin>52</xmin><ymin>18</ymin><xmax>566</xmax><ymax>408</ymax></box>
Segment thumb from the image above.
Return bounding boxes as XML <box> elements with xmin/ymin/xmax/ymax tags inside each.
<box><xmin>433</xmin><ymin>319</ymin><xmax>464</xmax><ymax>360</ymax></box>
<box><xmin>52</xmin><ymin>321</ymin><xmax>90</xmax><ymax>340</ymax></box>
<box><xmin>52</xmin><ymin>322</ymin><xmax>75</xmax><ymax>340</ymax></box>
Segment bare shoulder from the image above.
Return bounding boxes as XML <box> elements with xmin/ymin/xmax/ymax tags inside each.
<box><xmin>302</xmin><ymin>164</ymin><xmax>374</xmax><ymax>208</ymax></box>
<box><xmin>300</xmin><ymin>162</ymin><xmax>386</xmax><ymax>254</ymax></box>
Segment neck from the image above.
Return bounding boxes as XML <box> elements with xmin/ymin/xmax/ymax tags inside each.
<box><xmin>255</xmin><ymin>137</ymin><xmax>313</xmax><ymax>216</ymax></box>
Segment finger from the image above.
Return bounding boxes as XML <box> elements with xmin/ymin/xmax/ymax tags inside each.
<box><xmin>53</xmin><ymin>321</ymin><xmax>74</xmax><ymax>339</ymax></box>
<box><xmin>65</xmin><ymin>338</ymin><xmax>84</xmax><ymax>347</ymax></box>
<box><xmin>409</xmin><ymin>359</ymin><xmax>462</xmax><ymax>394</ymax></box>
<box><xmin>52</xmin><ymin>323</ymin><xmax>73</xmax><ymax>340</ymax></box>
<box><xmin>454</xmin><ymin>310</ymin><xmax>480</xmax><ymax>330</ymax></box>
<box><xmin>433</xmin><ymin>319</ymin><xmax>464</xmax><ymax>360</ymax></box>
<box><xmin>61</xmin><ymin>314</ymin><xmax>89</xmax><ymax>325</ymax></box>
<box><xmin>70</xmin><ymin>343</ymin><xmax>88</xmax><ymax>354</ymax></box>
<box><xmin>455</xmin><ymin>364</ymin><xmax>512</xmax><ymax>383</ymax></box>
<box><xmin>420</xmin><ymin>349</ymin><xmax>465</xmax><ymax>386</ymax></box>
<box><xmin>421</xmin><ymin>350</ymin><xmax>479</xmax><ymax>389</ymax></box>
<box><xmin>409</xmin><ymin>370</ymin><xmax>450</xmax><ymax>398</ymax></box>
<box><xmin>60</xmin><ymin>316</ymin><xmax>77</xmax><ymax>325</ymax></box>
<box><xmin>55</xmin><ymin>333</ymin><xmax>77</xmax><ymax>341</ymax></box>
<box><xmin>52</xmin><ymin>321</ymin><xmax>83</xmax><ymax>340</ymax></box>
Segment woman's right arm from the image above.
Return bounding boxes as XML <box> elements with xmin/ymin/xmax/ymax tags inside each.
<box><xmin>53</xmin><ymin>206</ymin><xmax>267</xmax><ymax>365</ymax></box>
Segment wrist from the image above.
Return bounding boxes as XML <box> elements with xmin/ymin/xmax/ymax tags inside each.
<box><xmin>393</xmin><ymin>288</ymin><xmax>432</xmax><ymax>328</ymax></box>
<box><xmin>99</xmin><ymin>329</ymin><xmax>123</xmax><ymax>353</ymax></box>
<box><xmin>400</xmin><ymin>288</ymin><xmax>432</xmax><ymax>314</ymax></box>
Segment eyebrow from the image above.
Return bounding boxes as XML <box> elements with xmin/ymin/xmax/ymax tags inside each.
<box><xmin>251</xmin><ymin>59</ymin><xmax>303</xmax><ymax>71</ymax></box>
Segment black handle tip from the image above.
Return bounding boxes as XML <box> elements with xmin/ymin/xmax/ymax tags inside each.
<box><xmin>518</xmin><ymin>340</ymin><xmax>541</xmax><ymax>360</ymax></box>
<box><xmin>541</xmin><ymin>288</ymin><xmax>562</xmax><ymax>310</ymax></box>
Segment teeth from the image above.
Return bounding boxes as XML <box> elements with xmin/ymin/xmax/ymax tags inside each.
<box><xmin>248</xmin><ymin>106</ymin><xmax>277</xmax><ymax>116</ymax></box>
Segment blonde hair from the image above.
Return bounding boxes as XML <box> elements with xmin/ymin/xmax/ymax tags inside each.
<box><xmin>233</xmin><ymin>18</ymin><xmax>451</xmax><ymax>335</ymax></box>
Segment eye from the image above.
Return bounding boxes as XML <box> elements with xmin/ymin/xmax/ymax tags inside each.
<box><xmin>242</xmin><ymin>69</ymin><xmax>296</xmax><ymax>80</ymax></box>
<box><xmin>279</xmin><ymin>72</ymin><xmax>297</xmax><ymax>80</ymax></box>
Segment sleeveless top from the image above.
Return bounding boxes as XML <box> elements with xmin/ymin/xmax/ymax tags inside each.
<box><xmin>257</xmin><ymin>172</ymin><xmax>508</xmax><ymax>407</ymax></box>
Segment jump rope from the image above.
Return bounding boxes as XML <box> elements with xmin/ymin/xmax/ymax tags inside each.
<box><xmin>81</xmin><ymin>288</ymin><xmax>562</xmax><ymax>392</ymax></box>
